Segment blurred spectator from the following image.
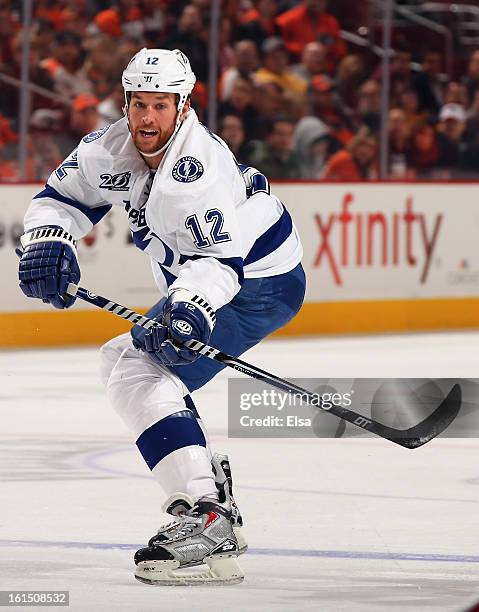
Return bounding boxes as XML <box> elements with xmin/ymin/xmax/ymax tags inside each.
<box><xmin>252</xmin><ymin>81</ymin><xmax>289</xmax><ymax>138</ymax></box>
<box><xmin>464</xmin><ymin>90</ymin><xmax>479</xmax><ymax>137</ymax></box>
<box><xmin>388</xmin><ymin>108</ymin><xmax>412</xmax><ymax>179</ymax></box>
<box><xmin>255</xmin><ymin>37</ymin><xmax>307</xmax><ymax>101</ymax></box>
<box><xmin>322</xmin><ymin>126</ymin><xmax>379</xmax><ymax>181</ymax></box>
<box><xmin>98</xmin><ymin>81</ymin><xmax>125</xmax><ymax>125</ymax></box>
<box><xmin>191</xmin><ymin>81</ymin><xmax>208</xmax><ymax>123</ymax></box>
<box><xmin>93</xmin><ymin>8</ymin><xmax>123</xmax><ymax>38</ymax></box>
<box><xmin>39</xmin><ymin>31</ymin><xmax>91</xmax><ymax>99</ymax></box>
<box><xmin>0</xmin><ymin>35</ymin><xmax>55</xmax><ymax>121</ymax></box>
<box><xmin>290</xmin><ymin>41</ymin><xmax>327</xmax><ymax>83</ymax></box>
<box><xmin>0</xmin><ymin>4</ymin><xmax>20</xmax><ymax>65</ymax></box>
<box><xmin>0</xmin><ymin>113</ymin><xmax>17</xmax><ymax>148</ymax></box>
<box><xmin>389</xmin><ymin>49</ymin><xmax>414</xmax><ymax>106</ymax></box>
<box><xmin>32</xmin><ymin>19</ymin><xmax>55</xmax><ymax>60</ymax></box>
<box><xmin>219</xmin><ymin>77</ymin><xmax>260</xmax><ymax>141</ymax></box>
<box><xmin>444</xmin><ymin>81</ymin><xmax>468</xmax><ymax>108</ymax></box>
<box><xmin>458</xmin><ymin>91</ymin><xmax>479</xmax><ymax>176</ymax></box>
<box><xmin>0</xmin><ymin>109</ymin><xmax>63</xmax><ymax>182</ymax></box>
<box><xmin>83</xmin><ymin>39</ymin><xmax>121</xmax><ymax>99</ymax></box>
<box><xmin>27</xmin><ymin>110</ymin><xmax>63</xmax><ymax>181</ymax></box>
<box><xmin>436</xmin><ymin>103</ymin><xmax>468</xmax><ymax>175</ymax></box>
<box><xmin>294</xmin><ymin>115</ymin><xmax>337</xmax><ymax>178</ymax></box>
<box><xmin>399</xmin><ymin>88</ymin><xmax>425</xmax><ymax>132</ymax></box>
<box><xmin>248</xmin><ymin>116</ymin><xmax>301</xmax><ymax>178</ymax></box>
<box><xmin>307</xmin><ymin>75</ymin><xmax>353</xmax><ymax>145</ymax></box>
<box><xmin>34</xmin><ymin>0</ymin><xmax>76</xmax><ymax>33</ymax></box>
<box><xmin>412</xmin><ymin>50</ymin><xmax>445</xmax><ymax>116</ymax></box>
<box><xmin>354</xmin><ymin>79</ymin><xmax>381</xmax><ymax>131</ymax></box>
<box><xmin>164</xmin><ymin>4</ymin><xmax>208</xmax><ymax>82</ymax></box>
<box><xmin>28</xmin><ymin>108</ymin><xmax>74</xmax><ymax>158</ymax></box>
<box><xmin>131</xmin><ymin>0</ymin><xmax>166</xmax><ymax>45</ymax></box>
<box><xmin>373</xmin><ymin>48</ymin><xmax>413</xmax><ymax>107</ymax></box>
<box><xmin>61</xmin><ymin>5</ymin><xmax>89</xmax><ymax>39</ymax></box>
<box><xmin>409</xmin><ymin>122</ymin><xmax>440</xmax><ymax>179</ymax></box>
<box><xmin>276</xmin><ymin>0</ymin><xmax>347</xmax><ymax>73</ymax></box>
<box><xmin>221</xmin><ymin>0</ymin><xmax>245</xmax><ymax>30</ymax></box>
<box><xmin>335</xmin><ymin>53</ymin><xmax>368</xmax><ymax>110</ymax></box>
<box><xmin>29</xmin><ymin>108</ymin><xmax>63</xmax><ymax>132</ymax></box>
<box><xmin>218</xmin><ymin>16</ymin><xmax>236</xmax><ymax>73</ymax></box>
<box><xmin>217</xmin><ymin>114</ymin><xmax>251</xmax><ymax>162</ymax></box>
<box><xmin>462</xmin><ymin>49</ymin><xmax>479</xmax><ymax>106</ymax></box>
<box><xmin>115</xmin><ymin>37</ymin><xmax>142</xmax><ymax>72</ymax></box>
<box><xmin>220</xmin><ymin>40</ymin><xmax>260</xmax><ymax>101</ymax></box>
<box><xmin>237</xmin><ymin>0</ymin><xmax>278</xmax><ymax>47</ymax></box>
<box><xmin>70</xmin><ymin>93</ymin><xmax>106</xmax><ymax>140</ymax></box>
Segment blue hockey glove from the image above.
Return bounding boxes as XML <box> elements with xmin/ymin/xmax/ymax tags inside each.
<box><xmin>142</xmin><ymin>289</ymin><xmax>215</xmax><ymax>366</ymax></box>
<box><xmin>18</xmin><ymin>227</ymin><xmax>80</xmax><ymax>309</ymax></box>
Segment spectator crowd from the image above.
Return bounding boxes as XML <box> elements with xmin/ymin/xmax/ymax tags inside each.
<box><xmin>2</xmin><ymin>0</ymin><xmax>479</xmax><ymax>181</ymax></box>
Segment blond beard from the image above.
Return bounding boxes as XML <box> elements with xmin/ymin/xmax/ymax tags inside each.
<box><xmin>133</xmin><ymin>132</ymin><xmax>166</xmax><ymax>154</ymax></box>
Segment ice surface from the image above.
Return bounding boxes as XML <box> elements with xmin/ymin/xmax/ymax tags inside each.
<box><xmin>1</xmin><ymin>332</ymin><xmax>478</xmax><ymax>611</ymax></box>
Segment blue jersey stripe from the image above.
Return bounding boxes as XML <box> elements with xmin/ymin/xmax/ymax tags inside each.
<box><xmin>157</xmin><ymin>263</ymin><xmax>178</xmax><ymax>287</ymax></box>
<box><xmin>178</xmin><ymin>254</ymin><xmax>244</xmax><ymax>285</ymax></box>
<box><xmin>244</xmin><ymin>207</ymin><xmax>293</xmax><ymax>266</ymax></box>
<box><xmin>136</xmin><ymin>410</ymin><xmax>206</xmax><ymax>470</ymax></box>
<box><xmin>34</xmin><ymin>185</ymin><xmax>112</xmax><ymax>225</ymax></box>
<box><xmin>184</xmin><ymin>394</ymin><xmax>201</xmax><ymax>419</ymax></box>
<box><xmin>131</xmin><ymin>227</ymin><xmax>174</xmax><ymax>266</ymax></box>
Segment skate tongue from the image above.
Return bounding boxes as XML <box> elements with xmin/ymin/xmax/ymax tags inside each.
<box><xmin>163</xmin><ymin>493</ymin><xmax>194</xmax><ymax>516</ymax></box>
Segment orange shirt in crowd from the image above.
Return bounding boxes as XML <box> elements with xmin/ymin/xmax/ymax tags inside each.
<box><xmin>241</xmin><ymin>8</ymin><xmax>276</xmax><ymax>36</ymax></box>
<box><xmin>34</xmin><ymin>6</ymin><xmax>76</xmax><ymax>31</ymax></box>
<box><xmin>276</xmin><ymin>4</ymin><xmax>346</xmax><ymax>73</ymax></box>
<box><xmin>0</xmin><ymin>115</ymin><xmax>17</xmax><ymax>148</ymax></box>
<box><xmin>322</xmin><ymin>150</ymin><xmax>379</xmax><ymax>182</ymax></box>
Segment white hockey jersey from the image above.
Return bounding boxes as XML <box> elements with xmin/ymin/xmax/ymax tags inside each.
<box><xmin>24</xmin><ymin>109</ymin><xmax>302</xmax><ymax>310</ymax></box>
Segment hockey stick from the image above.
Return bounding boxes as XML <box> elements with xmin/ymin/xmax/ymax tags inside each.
<box><xmin>64</xmin><ymin>283</ymin><xmax>461</xmax><ymax>449</ymax></box>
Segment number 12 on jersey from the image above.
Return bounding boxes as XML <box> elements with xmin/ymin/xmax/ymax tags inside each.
<box><xmin>185</xmin><ymin>209</ymin><xmax>231</xmax><ymax>248</ymax></box>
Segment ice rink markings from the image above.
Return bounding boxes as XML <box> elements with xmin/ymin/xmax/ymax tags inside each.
<box><xmin>80</xmin><ymin>444</ymin><xmax>479</xmax><ymax>505</ymax></box>
<box><xmin>0</xmin><ymin>539</ymin><xmax>478</xmax><ymax>565</ymax></box>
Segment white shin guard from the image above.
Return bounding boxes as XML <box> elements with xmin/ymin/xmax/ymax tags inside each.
<box><xmin>100</xmin><ymin>334</ymin><xmax>216</xmax><ymax>500</ymax></box>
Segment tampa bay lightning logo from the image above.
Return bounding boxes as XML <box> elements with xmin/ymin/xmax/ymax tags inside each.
<box><xmin>172</xmin><ymin>320</ymin><xmax>193</xmax><ymax>335</ymax></box>
<box><xmin>83</xmin><ymin>125</ymin><xmax>110</xmax><ymax>143</ymax></box>
<box><xmin>172</xmin><ymin>156</ymin><xmax>204</xmax><ymax>183</ymax></box>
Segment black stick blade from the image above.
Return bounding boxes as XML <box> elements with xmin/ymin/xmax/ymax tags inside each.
<box><xmin>394</xmin><ymin>384</ymin><xmax>462</xmax><ymax>449</ymax></box>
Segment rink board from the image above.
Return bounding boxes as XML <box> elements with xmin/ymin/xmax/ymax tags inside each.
<box><xmin>1</xmin><ymin>183</ymin><xmax>479</xmax><ymax>346</ymax></box>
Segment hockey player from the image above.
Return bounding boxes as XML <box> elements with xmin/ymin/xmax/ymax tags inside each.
<box><xmin>18</xmin><ymin>48</ymin><xmax>305</xmax><ymax>585</ymax></box>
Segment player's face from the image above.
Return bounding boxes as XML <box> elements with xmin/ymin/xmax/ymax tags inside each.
<box><xmin>128</xmin><ymin>92</ymin><xmax>186</xmax><ymax>155</ymax></box>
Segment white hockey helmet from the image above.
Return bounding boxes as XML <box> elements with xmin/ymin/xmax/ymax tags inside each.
<box><xmin>122</xmin><ymin>48</ymin><xmax>196</xmax><ymax>110</ymax></box>
<box><xmin>122</xmin><ymin>48</ymin><xmax>196</xmax><ymax>156</ymax></box>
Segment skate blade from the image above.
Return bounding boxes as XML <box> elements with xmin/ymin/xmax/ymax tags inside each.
<box><xmin>134</xmin><ymin>554</ymin><xmax>245</xmax><ymax>586</ymax></box>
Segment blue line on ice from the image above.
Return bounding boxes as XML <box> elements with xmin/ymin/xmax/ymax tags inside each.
<box><xmin>0</xmin><ymin>540</ymin><xmax>478</xmax><ymax>563</ymax></box>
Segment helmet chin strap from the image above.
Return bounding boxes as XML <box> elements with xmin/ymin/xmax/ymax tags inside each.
<box><xmin>139</xmin><ymin>134</ymin><xmax>174</xmax><ymax>158</ymax></box>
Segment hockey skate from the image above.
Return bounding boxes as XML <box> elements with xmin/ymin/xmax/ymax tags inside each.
<box><xmin>143</xmin><ymin>453</ymin><xmax>247</xmax><ymax>553</ymax></box>
<box><xmin>134</xmin><ymin>454</ymin><xmax>246</xmax><ymax>585</ymax></box>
